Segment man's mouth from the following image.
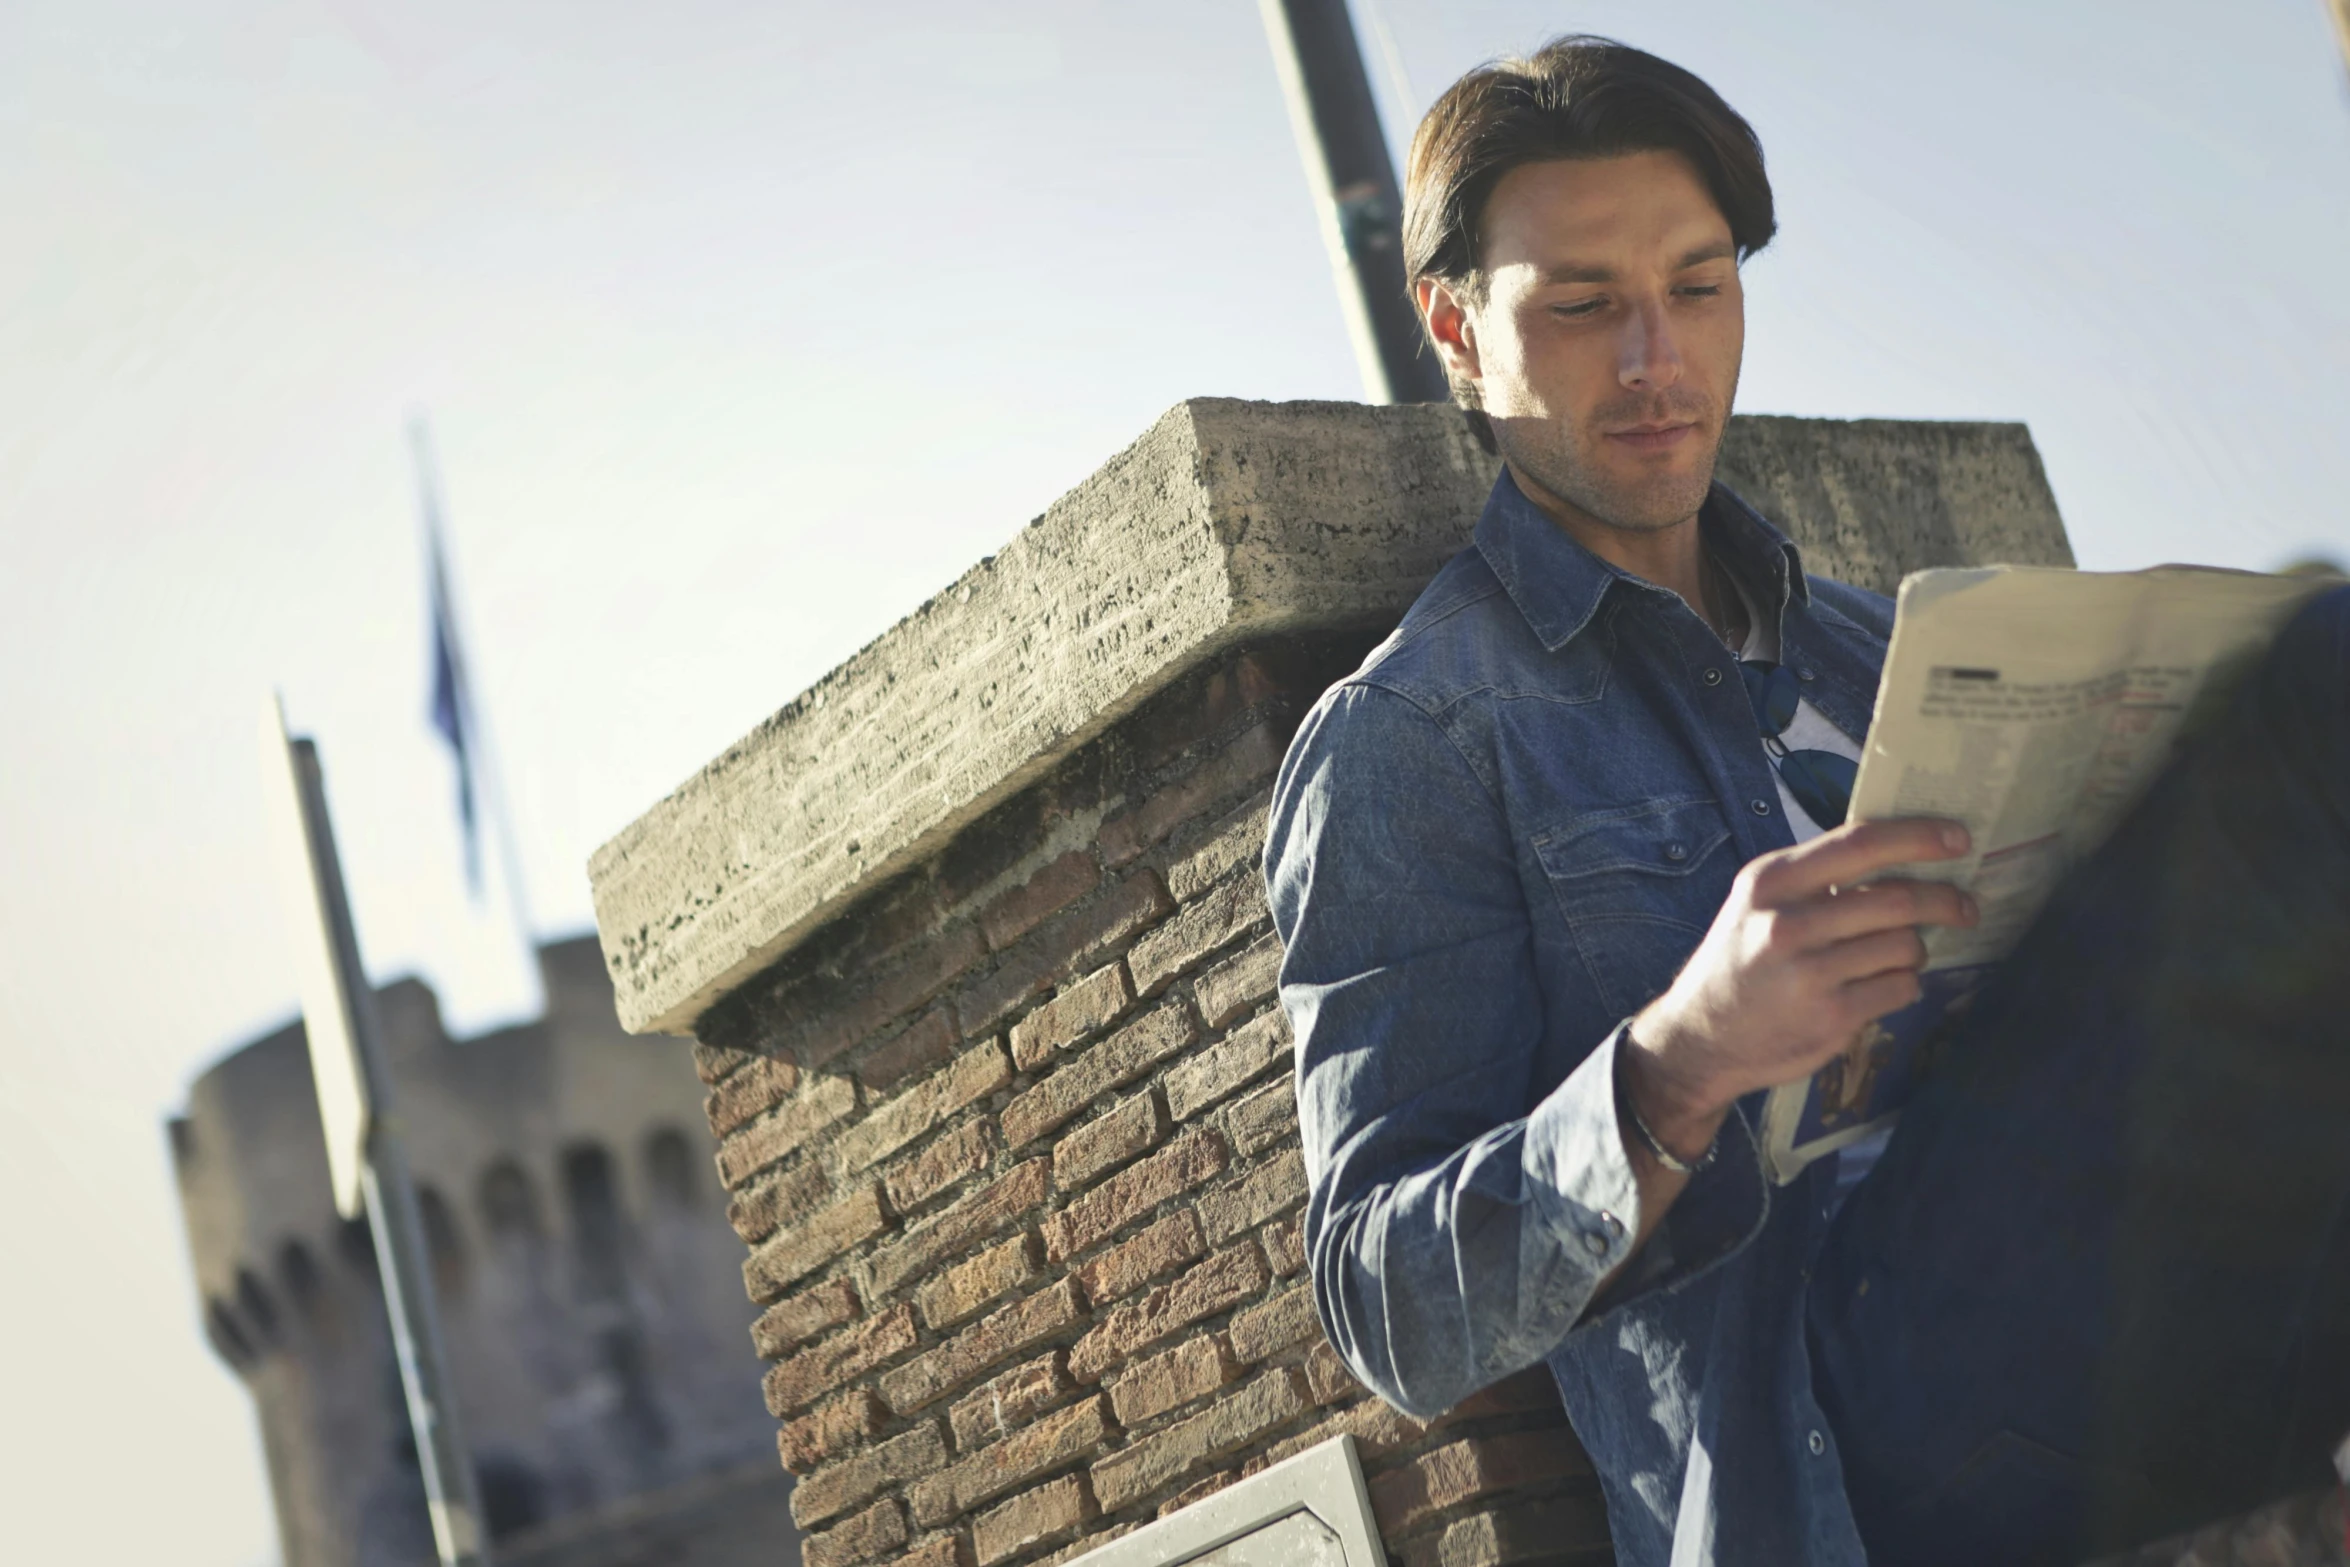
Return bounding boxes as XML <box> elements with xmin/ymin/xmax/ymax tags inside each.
<box><xmin>1603</xmin><ymin>422</ymin><xmax>1698</xmax><ymax>452</ymax></box>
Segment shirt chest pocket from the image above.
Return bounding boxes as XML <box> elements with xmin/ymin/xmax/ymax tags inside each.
<box><xmin>1532</xmin><ymin>798</ymin><xmax>1738</xmax><ymax>1020</ymax></box>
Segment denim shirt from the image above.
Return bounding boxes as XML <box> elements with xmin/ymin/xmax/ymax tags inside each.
<box><xmin>1263</xmin><ymin>470</ymin><xmax>1895</xmax><ymax>1567</ymax></box>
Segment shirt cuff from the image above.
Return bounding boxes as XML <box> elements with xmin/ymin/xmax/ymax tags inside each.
<box><xmin>1523</xmin><ymin>1020</ymin><xmax>1770</xmax><ymax>1311</ymax></box>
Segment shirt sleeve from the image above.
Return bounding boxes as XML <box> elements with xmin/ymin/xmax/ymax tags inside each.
<box><xmin>1265</xmin><ymin>679</ymin><xmax>1764</xmax><ymax>1420</ymax></box>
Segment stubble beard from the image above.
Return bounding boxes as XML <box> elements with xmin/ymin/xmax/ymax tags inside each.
<box><xmin>1491</xmin><ymin>383</ymin><xmax>1731</xmax><ymax>536</ymax></box>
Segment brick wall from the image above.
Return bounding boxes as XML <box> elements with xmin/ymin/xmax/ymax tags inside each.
<box><xmin>685</xmin><ymin>636</ymin><xmax>1612</xmax><ymax>1567</ymax></box>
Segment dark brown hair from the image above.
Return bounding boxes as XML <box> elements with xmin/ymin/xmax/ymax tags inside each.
<box><xmin>1404</xmin><ymin>36</ymin><xmax>1776</xmax><ymax>334</ymax></box>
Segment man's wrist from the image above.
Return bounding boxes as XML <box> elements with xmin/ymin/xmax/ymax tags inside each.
<box><xmin>1619</xmin><ymin>1015</ymin><xmax>1733</xmax><ymax>1167</ymax></box>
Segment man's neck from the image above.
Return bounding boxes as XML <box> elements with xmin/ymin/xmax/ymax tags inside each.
<box><xmin>1505</xmin><ymin>459</ymin><xmax>1723</xmax><ymax>635</ymax></box>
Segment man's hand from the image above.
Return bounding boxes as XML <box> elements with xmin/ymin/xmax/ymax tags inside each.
<box><xmin>1622</xmin><ymin>818</ymin><xmax>1978</xmax><ymax>1164</ymax></box>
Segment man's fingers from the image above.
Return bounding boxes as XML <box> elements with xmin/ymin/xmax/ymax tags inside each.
<box><xmin>1748</xmin><ymin>818</ymin><xmax>1970</xmax><ymax>907</ymax></box>
<box><xmin>1781</xmin><ymin>879</ymin><xmax>1977</xmax><ymax>948</ymax></box>
<box><xmin>1838</xmin><ymin>967</ymin><xmax>1925</xmax><ymax>1025</ymax></box>
<box><xmin>1815</xmin><ymin>926</ymin><xmax>1928</xmax><ymax>985</ymax></box>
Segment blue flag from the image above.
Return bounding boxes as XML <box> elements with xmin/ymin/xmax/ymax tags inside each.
<box><xmin>426</xmin><ymin>530</ymin><xmax>482</xmax><ymax>897</ymax></box>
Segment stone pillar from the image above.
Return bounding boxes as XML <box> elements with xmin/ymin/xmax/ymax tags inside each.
<box><xmin>587</xmin><ymin>399</ymin><xmax>2071</xmax><ymax>1567</ymax></box>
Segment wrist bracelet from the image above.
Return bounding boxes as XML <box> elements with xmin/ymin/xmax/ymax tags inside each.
<box><xmin>1616</xmin><ymin>1047</ymin><xmax>1720</xmax><ymax>1176</ymax></box>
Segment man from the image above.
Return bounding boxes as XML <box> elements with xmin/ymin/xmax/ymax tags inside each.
<box><xmin>1263</xmin><ymin>36</ymin><xmax>2350</xmax><ymax>1567</ymax></box>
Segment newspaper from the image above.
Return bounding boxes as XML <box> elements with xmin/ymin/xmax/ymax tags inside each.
<box><xmin>1759</xmin><ymin>564</ymin><xmax>2337</xmax><ymax>1185</ymax></box>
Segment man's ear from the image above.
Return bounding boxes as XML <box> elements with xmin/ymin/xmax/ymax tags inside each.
<box><xmin>1415</xmin><ymin>276</ymin><xmax>1482</xmax><ymax>392</ymax></box>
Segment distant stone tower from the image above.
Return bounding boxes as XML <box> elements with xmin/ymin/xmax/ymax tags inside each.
<box><xmin>170</xmin><ymin>935</ymin><xmax>798</xmax><ymax>1567</ymax></box>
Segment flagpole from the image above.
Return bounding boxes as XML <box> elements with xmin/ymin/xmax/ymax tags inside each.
<box><xmin>261</xmin><ymin>698</ymin><xmax>493</xmax><ymax>1567</ymax></box>
<box><xmin>409</xmin><ymin>415</ymin><xmax>545</xmax><ymax>1013</ymax></box>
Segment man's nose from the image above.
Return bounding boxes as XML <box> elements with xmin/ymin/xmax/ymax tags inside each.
<box><xmin>1618</xmin><ymin>296</ymin><xmax>1684</xmax><ymax>392</ymax></box>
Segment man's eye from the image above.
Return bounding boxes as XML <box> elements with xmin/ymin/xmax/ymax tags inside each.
<box><xmin>1552</xmin><ymin>299</ymin><xmax>1606</xmax><ymax>318</ymax></box>
<box><xmin>1677</xmin><ymin>285</ymin><xmax>1723</xmax><ymax>298</ymax></box>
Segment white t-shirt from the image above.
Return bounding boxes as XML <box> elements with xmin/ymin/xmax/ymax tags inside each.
<box><xmin>1732</xmin><ymin>593</ymin><xmax>1860</xmax><ymax>846</ymax></box>
<box><xmin>1729</xmin><ymin>583</ymin><xmax>1890</xmax><ymax>1201</ymax></box>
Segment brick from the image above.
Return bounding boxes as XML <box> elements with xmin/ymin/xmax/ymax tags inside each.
<box><xmin>1068</xmin><ymin>1242</ymin><xmax>1268</xmax><ymax>1384</ymax></box>
<box><xmin>836</xmin><ymin>878</ymin><xmax>944</xmax><ymax>972</ymax></box>
<box><xmin>1242</xmin><ymin>1413</ymin><xmax>1346</xmax><ymax>1478</ymax></box>
<box><xmin>1245</xmin><ymin>1399</ymin><xmax>1426</xmax><ymax>1475</ymax></box>
<box><xmin>882</xmin><ymin>1281</ymin><xmax>1084</xmax><ymax>1416</ymax></box>
<box><xmin>779</xmin><ymin>1388</ymin><xmax>887</xmax><ymax>1475</ymax></box>
<box><xmin>693</xmin><ymin>1041</ymin><xmax>758</xmax><ymax>1085</ymax></box>
<box><xmin>1166</xmin><ymin>797</ymin><xmax>1272</xmax><ymax>904</ymax></box>
<box><xmin>1193</xmin><ymin>934</ymin><xmax>1281</xmax><ymax>1030</ymax></box>
<box><xmin>827</xmin><ymin>875</ymin><xmax>949</xmax><ymax>981</ymax></box>
<box><xmin>751</xmin><ymin>1277</ymin><xmax>862</xmax><ymax>1360</ymax></box>
<box><xmin>898</xmin><ymin>1538</ymin><xmax>972</xmax><ymax>1567</ymax></box>
<box><xmin>1199</xmin><ymin>1150</ymin><xmax>1306</xmax><ymax>1246</ymax></box>
<box><xmin>1164</xmin><ymin>1009</ymin><xmax>1290</xmax><ymax>1122</ymax></box>
<box><xmin>1453</xmin><ymin>1366</ymin><xmax>1570</xmax><ymax>1420</ymax></box>
<box><xmin>1002</xmin><ymin>1004</ymin><xmax>1199</xmax><ymax>1151</ymax></box>
<box><xmin>916</xmin><ymin>1234</ymin><xmax>1041</xmax><ymax>1332</ymax></box>
<box><xmin>1367</xmin><ymin>1432</ymin><xmax>1595</xmax><ymax>1537</ymax></box>
<box><xmin>791</xmin><ymin>1420</ymin><xmax>950</xmax><ymax>1528</ymax></box>
<box><xmin>980</xmin><ymin>849</ymin><xmax>1100</xmax><ymax>952</ymax></box>
<box><xmin>716</xmin><ymin>1073</ymin><xmax>858</xmax><ymax>1187</ymax></box>
<box><xmin>1098</xmin><ymin>721</ymin><xmax>1285</xmax><ymax>868</ymax></box>
<box><xmin>858</xmin><ymin>1007</ymin><xmax>960</xmax><ymax>1093</ymax></box>
<box><xmin>1042</xmin><ymin>1128</ymin><xmax>1226</xmax><ymax>1264</ymax></box>
<box><xmin>1260</xmin><ymin>1213</ymin><xmax>1306</xmax><ymax>1279</ymax></box>
<box><xmin>1397</xmin><ymin>1497</ymin><xmax>1614</xmax><ymax>1567</ymax></box>
<box><xmin>1009</xmin><ymin>962</ymin><xmax>1134</xmax><ymax>1071</ymax></box>
<box><xmin>1159</xmin><ymin>1470</ymin><xmax>1238</xmax><ymax>1517</ymax></box>
<box><xmin>743</xmin><ymin>1183</ymin><xmax>887</xmax><ymax>1304</ymax></box>
<box><xmin>1036</xmin><ymin>1523</ymin><xmax>1136</xmax><ymax>1567</ymax></box>
<box><xmin>788</xmin><ymin>923</ymin><xmax>989</xmax><ymax>1071</ymax></box>
<box><xmin>863</xmin><ymin>1159</ymin><xmax>1049</xmax><ymax>1299</ymax></box>
<box><xmin>973</xmin><ymin>1474</ymin><xmax>1096</xmax><ymax>1566</ymax></box>
<box><xmin>837</xmin><ymin>1039</ymin><xmax>1013</xmax><ymax>1173</ymax></box>
<box><xmin>883</xmin><ymin>1118</ymin><xmax>997</xmax><ymax>1215</ymax></box>
<box><xmin>1108</xmin><ymin>1334</ymin><xmax>1235</xmax><ymax>1427</ymax></box>
<box><xmin>1071</xmin><ymin>1211</ymin><xmax>1205</xmax><ymax>1307</ymax></box>
<box><xmin>909</xmin><ymin>1395</ymin><xmax>1114</xmax><ymax>1529</ymax></box>
<box><xmin>705</xmin><ymin>1053</ymin><xmax>800</xmax><ymax>1139</ymax></box>
<box><xmin>1051</xmin><ymin>1090</ymin><xmax>1167</xmax><ymax>1192</ymax></box>
<box><xmin>1304</xmin><ymin>1341</ymin><xmax>1359</xmax><ymax>1405</ymax></box>
<box><xmin>955</xmin><ymin>874</ymin><xmax>1173</xmax><ymax>1038</ymax></box>
<box><xmin>728</xmin><ymin>1160</ymin><xmax>830</xmax><ymax>1246</ymax></box>
<box><xmin>1221</xmin><ymin>1077</ymin><xmax>1296</xmax><ymax>1160</ymax></box>
<box><xmin>1227</xmin><ymin>1285</ymin><xmax>1319</xmax><ymax>1364</ymax></box>
<box><xmin>1127</xmin><ymin>876</ymin><xmax>1271</xmax><ymax>998</ymax></box>
<box><xmin>950</xmin><ymin>1352</ymin><xmax>1074</xmax><ymax>1451</ymax></box>
<box><xmin>803</xmin><ymin>1497</ymin><xmax>909</xmax><ymax>1567</ymax></box>
<box><xmin>1088</xmin><ymin>1367</ymin><xmax>1307</xmax><ymax>1512</ymax></box>
<box><xmin>765</xmin><ymin>1305</ymin><xmax>919</xmax><ymax>1416</ymax></box>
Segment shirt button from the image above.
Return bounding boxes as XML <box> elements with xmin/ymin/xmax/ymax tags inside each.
<box><xmin>1750</xmin><ymin>798</ymin><xmax>1772</xmax><ymax>816</ymax></box>
<box><xmin>1797</xmin><ymin>666</ymin><xmax>1817</xmax><ymax>682</ymax></box>
<box><xmin>1663</xmin><ymin>842</ymin><xmax>1687</xmax><ymax>862</ymax></box>
<box><xmin>1808</xmin><ymin>1429</ymin><xmax>1826</xmax><ymax>1457</ymax></box>
<box><xmin>1583</xmin><ymin>1231</ymin><xmax>1610</xmax><ymax>1258</ymax></box>
<box><xmin>1701</xmin><ymin>667</ymin><xmax>1724</xmax><ymax>687</ymax></box>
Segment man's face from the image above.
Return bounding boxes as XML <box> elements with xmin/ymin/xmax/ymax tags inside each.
<box><xmin>1421</xmin><ymin>149</ymin><xmax>1745</xmax><ymax>534</ymax></box>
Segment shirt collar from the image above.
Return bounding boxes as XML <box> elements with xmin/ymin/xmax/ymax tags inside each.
<box><xmin>1472</xmin><ymin>466</ymin><xmax>1812</xmax><ymax>653</ymax></box>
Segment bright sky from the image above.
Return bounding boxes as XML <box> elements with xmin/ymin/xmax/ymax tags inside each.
<box><xmin>4</xmin><ymin>2</ymin><xmax>2345</xmax><ymax>1562</ymax></box>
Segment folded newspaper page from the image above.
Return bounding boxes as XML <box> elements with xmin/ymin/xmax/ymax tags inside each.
<box><xmin>1760</xmin><ymin>564</ymin><xmax>2336</xmax><ymax>1185</ymax></box>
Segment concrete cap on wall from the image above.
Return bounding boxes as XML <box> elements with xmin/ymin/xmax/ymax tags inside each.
<box><xmin>587</xmin><ymin>398</ymin><xmax>2070</xmax><ymax>1037</ymax></box>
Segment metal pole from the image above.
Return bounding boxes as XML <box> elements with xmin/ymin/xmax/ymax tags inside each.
<box><xmin>1259</xmin><ymin>0</ymin><xmax>1449</xmax><ymax>404</ymax></box>
<box><xmin>262</xmin><ymin>703</ymin><xmax>492</xmax><ymax>1567</ymax></box>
